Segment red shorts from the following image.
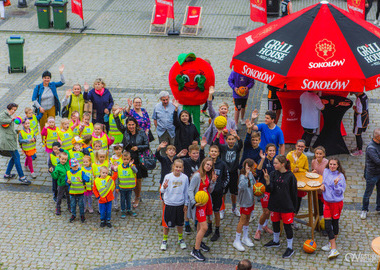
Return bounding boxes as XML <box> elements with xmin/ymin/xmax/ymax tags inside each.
<box><xmin>323</xmin><ymin>201</ymin><xmax>343</xmax><ymax>219</ymax></box>
<box><xmin>260</xmin><ymin>192</ymin><xmax>270</xmax><ymax>208</ymax></box>
<box><xmin>240</xmin><ymin>205</ymin><xmax>254</xmax><ymax>216</ymax></box>
<box><xmin>297</xmin><ymin>190</ymin><xmax>307</xmax><ymax>197</ymax></box>
<box><xmin>271</xmin><ymin>212</ymin><xmax>294</xmax><ymax>224</ymax></box>
<box><xmin>196</xmin><ymin>199</ymin><xmax>213</xmax><ymax>223</ymax></box>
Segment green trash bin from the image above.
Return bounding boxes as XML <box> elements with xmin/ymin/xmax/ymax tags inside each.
<box><xmin>51</xmin><ymin>0</ymin><xmax>69</xmax><ymax>30</ymax></box>
<box><xmin>35</xmin><ymin>0</ymin><xmax>51</xmax><ymax>29</ymax></box>
<box><xmin>6</xmin><ymin>35</ymin><xmax>26</xmax><ymax>74</ymax></box>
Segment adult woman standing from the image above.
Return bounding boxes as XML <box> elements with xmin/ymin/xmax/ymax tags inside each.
<box><xmin>61</xmin><ymin>84</ymin><xmax>85</xmax><ymax>120</ymax></box>
<box><xmin>125</xmin><ymin>97</ymin><xmax>152</xmax><ymax>140</ymax></box>
<box><xmin>0</xmin><ymin>103</ymin><xmax>31</xmax><ymax>185</ymax></box>
<box><xmin>32</xmin><ymin>65</ymin><xmax>65</xmax><ymax>136</ymax></box>
<box><xmin>114</xmin><ymin>109</ymin><xmax>149</xmax><ymax>208</ymax></box>
<box><xmin>83</xmin><ymin>78</ymin><xmax>114</xmax><ymax>132</ymax></box>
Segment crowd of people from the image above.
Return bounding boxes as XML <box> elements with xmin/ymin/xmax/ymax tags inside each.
<box><xmin>0</xmin><ymin>66</ymin><xmax>377</xmax><ymax>263</ymax></box>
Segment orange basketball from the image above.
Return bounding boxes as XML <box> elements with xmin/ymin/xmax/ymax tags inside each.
<box><xmin>236</xmin><ymin>86</ymin><xmax>248</xmax><ymax>97</ymax></box>
<box><xmin>303</xmin><ymin>239</ymin><xmax>317</xmax><ymax>254</ymax></box>
<box><xmin>253</xmin><ymin>182</ymin><xmax>265</xmax><ymax>197</ymax></box>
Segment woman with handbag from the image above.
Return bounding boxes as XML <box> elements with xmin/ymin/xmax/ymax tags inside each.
<box><xmin>114</xmin><ymin>111</ymin><xmax>149</xmax><ymax>208</ymax></box>
<box><xmin>125</xmin><ymin>97</ymin><xmax>153</xmax><ymax>141</ymax></box>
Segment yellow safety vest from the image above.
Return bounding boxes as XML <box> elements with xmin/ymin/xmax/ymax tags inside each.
<box><xmin>110</xmin><ymin>155</ymin><xmax>123</xmax><ymax>167</ymax></box>
<box><xmin>29</xmin><ymin>115</ymin><xmax>39</xmax><ymax>136</ymax></box>
<box><xmin>19</xmin><ymin>129</ymin><xmax>36</xmax><ymax>152</ymax></box>
<box><xmin>92</xmin><ymin>160</ymin><xmax>109</xmax><ymax>178</ymax></box>
<box><xmin>69</xmin><ymin>149</ymin><xmax>84</xmax><ymax>165</ymax></box>
<box><xmin>46</xmin><ymin>128</ymin><xmax>58</xmax><ymax>149</ymax></box>
<box><xmin>117</xmin><ymin>164</ymin><xmax>136</xmax><ymax>189</ymax></box>
<box><xmin>50</xmin><ymin>153</ymin><xmax>60</xmax><ymax>167</ymax></box>
<box><xmin>92</xmin><ymin>133</ymin><xmax>108</xmax><ymax>150</ymax></box>
<box><xmin>81</xmin><ymin>123</ymin><xmax>94</xmax><ymax>137</ymax></box>
<box><xmin>70</xmin><ymin>122</ymin><xmax>80</xmax><ymax>137</ymax></box>
<box><xmin>67</xmin><ymin>170</ymin><xmax>86</xmax><ymax>195</ymax></box>
<box><xmin>82</xmin><ymin>166</ymin><xmax>94</xmax><ymax>191</ymax></box>
<box><xmin>109</xmin><ymin>114</ymin><xmax>123</xmax><ymax>136</ymax></box>
<box><xmin>58</xmin><ymin>128</ymin><xmax>74</xmax><ymax>150</ymax></box>
<box><xmin>94</xmin><ymin>176</ymin><xmax>114</xmax><ymax>198</ymax></box>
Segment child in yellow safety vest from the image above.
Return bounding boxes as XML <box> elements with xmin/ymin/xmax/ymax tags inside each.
<box><xmin>110</xmin><ymin>143</ymin><xmax>123</xmax><ymax>210</ymax></box>
<box><xmin>58</xmin><ymin>118</ymin><xmax>78</xmax><ymax>151</ymax></box>
<box><xmin>67</xmin><ymin>158</ymin><xmax>89</xmax><ymax>223</ymax></box>
<box><xmin>69</xmin><ymin>136</ymin><xmax>85</xmax><ymax>166</ymax></box>
<box><xmin>105</xmin><ymin>105</ymin><xmax>126</xmax><ymax>144</ymax></box>
<box><xmin>25</xmin><ymin>107</ymin><xmax>39</xmax><ymax>160</ymax></box>
<box><xmin>112</xmin><ymin>151</ymin><xmax>138</xmax><ymax>218</ymax></box>
<box><xmin>91</xmin><ymin>140</ymin><xmax>102</xmax><ymax>163</ymax></box>
<box><xmin>92</xmin><ymin>123</ymin><xmax>114</xmax><ymax>152</ymax></box>
<box><xmin>92</xmin><ymin>150</ymin><xmax>109</xmax><ymax>178</ymax></box>
<box><xmin>82</xmin><ymin>155</ymin><xmax>94</xmax><ymax>213</ymax></box>
<box><xmin>70</xmin><ymin>111</ymin><xmax>81</xmax><ymax>137</ymax></box>
<box><xmin>79</xmin><ymin>112</ymin><xmax>94</xmax><ymax>138</ymax></box>
<box><xmin>48</xmin><ymin>142</ymin><xmax>70</xmax><ymax>202</ymax></box>
<box><xmin>18</xmin><ymin>118</ymin><xmax>37</xmax><ymax>179</ymax></box>
<box><xmin>41</xmin><ymin>117</ymin><xmax>58</xmax><ymax>154</ymax></box>
<box><xmin>93</xmin><ymin>166</ymin><xmax>115</xmax><ymax>228</ymax></box>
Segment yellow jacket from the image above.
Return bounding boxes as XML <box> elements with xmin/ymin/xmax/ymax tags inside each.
<box><xmin>286</xmin><ymin>150</ymin><xmax>309</xmax><ymax>172</ymax></box>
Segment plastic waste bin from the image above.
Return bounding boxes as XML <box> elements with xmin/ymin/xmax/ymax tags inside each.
<box><xmin>6</xmin><ymin>35</ymin><xmax>26</xmax><ymax>74</ymax></box>
<box><xmin>35</xmin><ymin>0</ymin><xmax>52</xmax><ymax>29</ymax></box>
<box><xmin>51</xmin><ymin>0</ymin><xmax>69</xmax><ymax>29</ymax></box>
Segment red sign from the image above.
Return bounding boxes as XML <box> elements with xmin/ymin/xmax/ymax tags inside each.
<box><xmin>347</xmin><ymin>0</ymin><xmax>365</xmax><ymax>20</ymax></box>
<box><xmin>71</xmin><ymin>0</ymin><xmax>83</xmax><ymax>20</ymax></box>
<box><xmin>250</xmin><ymin>0</ymin><xmax>267</xmax><ymax>24</ymax></box>
<box><xmin>156</xmin><ymin>0</ymin><xmax>174</xmax><ymax>19</ymax></box>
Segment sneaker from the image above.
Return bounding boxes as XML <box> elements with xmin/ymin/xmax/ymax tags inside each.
<box><xmin>328</xmin><ymin>249</ymin><xmax>340</xmax><ymax>259</ymax></box>
<box><xmin>106</xmin><ymin>221</ymin><xmax>112</xmax><ymax>228</ymax></box>
<box><xmin>18</xmin><ymin>177</ymin><xmax>31</xmax><ymax>185</ymax></box>
<box><xmin>80</xmin><ymin>215</ymin><xmax>85</xmax><ymax>223</ymax></box>
<box><xmin>69</xmin><ymin>215</ymin><xmax>76</xmax><ymax>223</ymax></box>
<box><xmin>88</xmin><ymin>207</ymin><xmax>94</xmax><ymax>214</ymax></box>
<box><xmin>242</xmin><ymin>237</ymin><xmax>254</xmax><ymax>247</ymax></box>
<box><xmin>160</xmin><ymin>240</ymin><xmax>167</xmax><ymax>251</ymax></box>
<box><xmin>4</xmin><ymin>173</ymin><xmax>16</xmax><ymax>179</ymax></box>
<box><xmin>127</xmin><ymin>210</ymin><xmax>137</xmax><ymax>217</ymax></box>
<box><xmin>240</xmin><ymin>119</ymin><xmax>246</xmax><ymax>126</ymax></box>
<box><xmin>304</xmin><ymin>150</ymin><xmax>314</xmax><ymax>157</ymax></box>
<box><xmin>121</xmin><ymin>211</ymin><xmax>127</xmax><ymax>219</ymax></box>
<box><xmin>210</xmin><ymin>231</ymin><xmax>220</xmax><ymax>242</ymax></box>
<box><xmin>233</xmin><ymin>208</ymin><xmax>241</xmax><ymax>217</ymax></box>
<box><xmin>204</xmin><ymin>226</ymin><xmax>212</xmax><ymax>237</ymax></box>
<box><xmin>191</xmin><ymin>248</ymin><xmax>205</xmax><ymax>261</ymax></box>
<box><xmin>100</xmin><ymin>220</ymin><xmax>106</xmax><ymax>227</ymax></box>
<box><xmin>360</xmin><ymin>211</ymin><xmax>367</xmax><ymax>220</ymax></box>
<box><xmin>282</xmin><ymin>248</ymin><xmax>295</xmax><ymax>258</ymax></box>
<box><xmin>178</xmin><ymin>239</ymin><xmax>187</xmax><ymax>249</ymax></box>
<box><xmin>263</xmin><ymin>226</ymin><xmax>273</xmax><ymax>234</ymax></box>
<box><xmin>185</xmin><ymin>224</ymin><xmax>192</xmax><ymax>234</ymax></box>
<box><xmin>351</xmin><ymin>150</ymin><xmax>363</xmax><ymax>156</ymax></box>
<box><xmin>31</xmin><ymin>172</ymin><xmax>37</xmax><ymax>179</ymax></box>
<box><xmin>233</xmin><ymin>240</ymin><xmax>245</xmax><ymax>252</ymax></box>
<box><xmin>254</xmin><ymin>230</ymin><xmax>262</xmax><ymax>241</ymax></box>
<box><xmin>55</xmin><ymin>209</ymin><xmax>61</xmax><ymax>215</ymax></box>
<box><xmin>321</xmin><ymin>243</ymin><xmax>331</xmax><ymax>252</ymax></box>
<box><xmin>200</xmin><ymin>242</ymin><xmax>210</xmax><ymax>252</ymax></box>
<box><xmin>264</xmin><ymin>240</ymin><xmax>281</xmax><ymax>248</ymax></box>
<box><xmin>220</xmin><ymin>210</ymin><xmax>225</xmax><ymax>220</ymax></box>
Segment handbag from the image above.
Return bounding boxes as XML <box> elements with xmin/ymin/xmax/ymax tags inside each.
<box><xmin>4</xmin><ymin>0</ymin><xmax>11</xmax><ymax>7</ymax></box>
<box><xmin>61</xmin><ymin>95</ymin><xmax>72</xmax><ymax>118</ymax></box>
<box><xmin>148</xmin><ymin>129</ymin><xmax>155</xmax><ymax>142</ymax></box>
<box><xmin>139</xmin><ymin>148</ymin><xmax>156</xmax><ymax>170</ymax></box>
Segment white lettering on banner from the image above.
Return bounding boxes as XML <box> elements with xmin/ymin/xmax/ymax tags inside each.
<box><xmin>347</xmin><ymin>4</ymin><xmax>364</xmax><ymax>13</ymax></box>
<box><xmin>156</xmin><ymin>0</ymin><xmax>173</xmax><ymax>6</ymax></box>
<box><xmin>308</xmin><ymin>59</ymin><xmax>346</xmax><ymax>69</ymax></box>
<box><xmin>251</xmin><ymin>3</ymin><xmax>265</xmax><ymax>12</ymax></box>
<box><xmin>357</xmin><ymin>42</ymin><xmax>380</xmax><ymax>65</ymax></box>
<box><xmin>257</xmin><ymin>39</ymin><xmax>293</xmax><ymax>64</ymax></box>
<box><xmin>242</xmin><ymin>65</ymin><xmax>275</xmax><ymax>83</ymax></box>
<box><xmin>375</xmin><ymin>77</ymin><xmax>380</xmax><ymax>88</ymax></box>
<box><xmin>301</xmin><ymin>79</ymin><xmax>350</xmax><ymax>90</ymax></box>
<box><xmin>72</xmin><ymin>0</ymin><xmax>81</xmax><ymax>6</ymax></box>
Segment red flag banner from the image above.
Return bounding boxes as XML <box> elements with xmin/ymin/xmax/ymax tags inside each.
<box><xmin>156</xmin><ymin>0</ymin><xmax>174</xmax><ymax>19</ymax></box>
<box><xmin>250</xmin><ymin>0</ymin><xmax>267</xmax><ymax>24</ymax></box>
<box><xmin>347</xmin><ymin>0</ymin><xmax>365</xmax><ymax>19</ymax></box>
<box><xmin>71</xmin><ymin>0</ymin><xmax>83</xmax><ymax>20</ymax></box>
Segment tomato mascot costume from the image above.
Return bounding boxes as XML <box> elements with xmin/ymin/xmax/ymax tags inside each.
<box><xmin>169</xmin><ymin>53</ymin><xmax>215</xmax><ymax>133</ymax></box>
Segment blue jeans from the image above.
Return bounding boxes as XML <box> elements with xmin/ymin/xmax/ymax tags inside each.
<box><xmin>362</xmin><ymin>174</ymin><xmax>380</xmax><ymax>211</ymax></box>
<box><xmin>70</xmin><ymin>194</ymin><xmax>84</xmax><ymax>217</ymax></box>
<box><xmin>5</xmin><ymin>150</ymin><xmax>24</xmax><ymax>178</ymax></box>
<box><xmin>120</xmin><ymin>189</ymin><xmax>132</xmax><ymax>211</ymax></box>
<box><xmin>99</xmin><ymin>201</ymin><xmax>112</xmax><ymax>221</ymax></box>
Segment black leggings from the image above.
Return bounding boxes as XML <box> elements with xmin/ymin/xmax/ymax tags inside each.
<box><xmin>356</xmin><ymin>134</ymin><xmax>363</xmax><ymax>150</ymax></box>
<box><xmin>273</xmin><ymin>221</ymin><xmax>293</xmax><ymax>239</ymax></box>
<box><xmin>325</xmin><ymin>218</ymin><xmax>339</xmax><ymax>240</ymax></box>
<box><xmin>302</xmin><ymin>128</ymin><xmax>314</xmax><ymax>148</ymax></box>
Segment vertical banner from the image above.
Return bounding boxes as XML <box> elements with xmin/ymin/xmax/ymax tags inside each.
<box><xmin>71</xmin><ymin>0</ymin><xmax>83</xmax><ymax>20</ymax></box>
<box><xmin>156</xmin><ymin>0</ymin><xmax>174</xmax><ymax>19</ymax></box>
<box><xmin>347</xmin><ymin>0</ymin><xmax>365</xmax><ymax>19</ymax></box>
<box><xmin>250</xmin><ymin>0</ymin><xmax>267</xmax><ymax>24</ymax></box>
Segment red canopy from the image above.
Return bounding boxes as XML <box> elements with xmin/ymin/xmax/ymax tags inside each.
<box><xmin>231</xmin><ymin>2</ymin><xmax>380</xmax><ymax>92</ymax></box>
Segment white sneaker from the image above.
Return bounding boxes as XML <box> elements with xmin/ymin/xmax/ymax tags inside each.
<box><xmin>321</xmin><ymin>243</ymin><xmax>331</xmax><ymax>252</ymax></box>
<box><xmin>242</xmin><ymin>237</ymin><xmax>254</xmax><ymax>247</ymax></box>
<box><xmin>178</xmin><ymin>239</ymin><xmax>187</xmax><ymax>249</ymax></box>
<box><xmin>220</xmin><ymin>210</ymin><xmax>225</xmax><ymax>220</ymax></box>
<box><xmin>360</xmin><ymin>211</ymin><xmax>367</xmax><ymax>220</ymax></box>
<box><xmin>233</xmin><ymin>240</ymin><xmax>245</xmax><ymax>252</ymax></box>
<box><xmin>31</xmin><ymin>172</ymin><xmax>37</xmax><ymax>179</ymax></box>
<box><xmin>233</xmin><ymin>208</ymin><xmax>241</xmax><ymax>217</ymax></box>
<box><xmin>240</xmin><ymin>119</ymin><xmax>246</xmax><ymax>125</ymax></box>
<box><xmin>328</xmin><ymin>249</ymin><xmax>340</xmax><ymax>259</ymax></box>
<box><xmin>160</xmin><ymin>241</ymin><xmax>167</xmax><ymax>251</ymax></box>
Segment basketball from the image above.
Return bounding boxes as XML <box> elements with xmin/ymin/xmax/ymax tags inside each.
<box><xmin>195</xmin><ymin>190</ymin><xmax>209</xmax><ymax>205</ymax></box>
<box><xmin>14</xmin><ymin>116</ymin><xmax>22</xmax><ymax>125</ymax></box>
<box><xmin>303</xmin><ymin>239</ymin><xmax>317</xmax><ymax>253</ymax></box>
<box><xmin>214</xmin><ymin>116</ymin><xmax>227</xmax><ymax>129</ymax></box>
<box><xmin>253</xmin><ymin>182</ymin><xmax>265</xmax><ymax>197</ymax></box>
<box><xmin>319</xmin><ymin>218</ymin><xmax>325</xmax><ymax>230</ymax></box>
<box><xmin>1</xmin><ymin>124</ymin><xmax>10</xmax><ymax>128</ymax></box>
<box><xmin>236</xmin><ymin>86</ymin><xmax>248</xmax><ymax>97</ymax></box>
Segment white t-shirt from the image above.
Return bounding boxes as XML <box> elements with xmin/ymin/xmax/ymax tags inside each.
<box><xmin>160</xmin><ymin>172</ymin><xmax>189</xmax><ymax>206</ymax></box>
<box><xmin>300</xmin><ymin>92</ymin><xmax>324</xmax><ymax>129</ymax></box>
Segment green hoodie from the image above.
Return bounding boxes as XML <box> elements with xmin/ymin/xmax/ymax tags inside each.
<box><xmin>50</xmin><ymin>162</ymin><xmax>70</xmax><ymax>186</ymax></box>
